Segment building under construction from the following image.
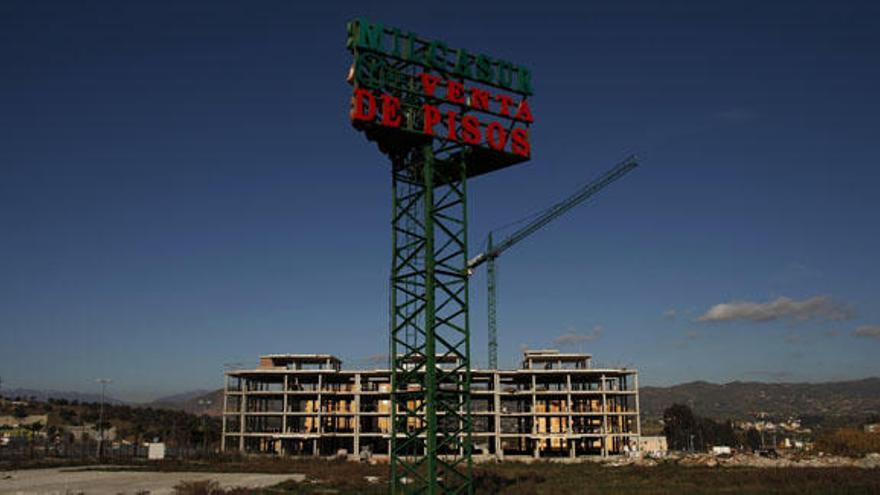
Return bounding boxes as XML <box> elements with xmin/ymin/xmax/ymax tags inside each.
<box><xmin>222</xmin><ymin>350</ymin><xmax>640</xmax><ymax>460</ymax></box>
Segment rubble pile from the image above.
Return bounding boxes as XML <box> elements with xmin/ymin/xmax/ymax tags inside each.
<box><xmin>607</xmin><ymin>452</ymin><xmax>880</xmax><ymax>469</ymax></box>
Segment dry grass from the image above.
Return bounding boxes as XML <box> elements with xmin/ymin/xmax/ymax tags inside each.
<box><xmin>816</xmin><ymin>428</ymin><xmax>880</xmax><ymax>456</ymax></box>
<box><xmin>156</xmin><ymin>458</ymin><xmax>880</xmax><ymax>494</ymax></box>
<box><xmin>9</xmin><ymin>456</ymin><xmax>879</xmax><ymax>494</ymax></box>
<box><xmin>172</xmin><ymin>480</ymin><xmax>252</xmax><ymax>495</ymax></box>
<box><xmin>474</xmin><ymin>462</ymin><xmax>880</xmax><ymax>495</ymax></box>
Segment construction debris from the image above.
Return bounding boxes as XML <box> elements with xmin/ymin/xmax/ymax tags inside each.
<box><xmin>609</xmin><ymin>452</ymin><xmax>880</xmax><ymax>469</ymax></box>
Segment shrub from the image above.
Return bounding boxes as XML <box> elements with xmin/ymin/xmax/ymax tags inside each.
<box><xmin>815</xmin><ymin>428</ymin><xmax>880</xmax><ymax>456</ymax></box>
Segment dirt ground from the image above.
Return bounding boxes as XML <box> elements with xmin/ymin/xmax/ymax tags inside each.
<box><xmin>0</xmin><ymin>467</ymin><xmax>295</xmax><ymax>495</ymax></box>
<box><xmin>2</xmin><ymin>458</ymin><xmax>880</xmax><ymax>495</ymax></box>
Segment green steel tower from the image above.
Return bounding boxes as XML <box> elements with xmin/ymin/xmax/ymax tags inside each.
<box><xmin>390</xmin><ymin>145</ymin><xmax>473</xmax><ymax>493</ymax></box>
<box><xmin>345</xmin><ymin>17</ymin><xmax>534</xmax><ymax>494</ymax></box>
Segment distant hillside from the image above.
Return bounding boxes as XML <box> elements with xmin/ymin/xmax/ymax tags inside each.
<box><xmin>640</xmin><ymin>378</ymin><xmax>880</xmax><ymax>422</ymax></box>
<box><xmin>149</xmin><ymin>389</ymin><xmax>223</xmax><ymax>417</ymax></box>
<box><xmin>0</xmin><ymin>388</ymin><xmax>125</xmax><ymax>405</ymax></box>
<box><xmin>150</xmin><ymin>389</ymin><xmax>212</xmax><ymax>407</ymax></box>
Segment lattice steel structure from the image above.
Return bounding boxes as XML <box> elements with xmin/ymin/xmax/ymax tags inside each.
<box><xmin>346</xmin><ymin>16</ymin><xmax>533</xmax><ymax>494</ymax></box>
<box><xmin>486</xmin><ymin>233</ymin><xmax>498</xmax><ymax>370</ymax></box>
<box><xmin>390</xmin><ymin>144</ymin><xmax>473</xmax><ymax>493</ymax></box>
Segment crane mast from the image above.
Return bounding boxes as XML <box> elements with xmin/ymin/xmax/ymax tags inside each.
<box><xmin>468</xmin><ymin>156</ymin><xmax>639</xmax><ymax>368</ymax></box>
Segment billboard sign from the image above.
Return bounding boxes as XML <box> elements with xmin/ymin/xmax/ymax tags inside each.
<box><xmin>346</xmin><ymin>18</ymin><xmax>534</xmax><ymax>163</ymax></box>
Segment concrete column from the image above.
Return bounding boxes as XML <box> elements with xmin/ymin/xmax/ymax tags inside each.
<box><xmin>316</xmin><ymin>374</ymin><xmax>322</xmax><ymax>456</ymax></box>
<box><xmin>282</xmin><ymin>375</ymin><xmax>288</xmax><ymax>438</ymax></box>
<box><xmin>601</xmin><ymin>374</ymin><xmax>607</xmax><ymax>458</ymax></box>
<box><xmin>493</xmin><ymin>372</ymin><xmax>502</xmax><ymax>460</ymax></box>
<box><xmin>221</xmin><ymin>374</ymin><xmax>228</xmax><ymax>453</ymax></box>
<box><xmin>531</xmin><ymin>375</ymin><xmax>537</xmax><ymax>434</ymax></box>
<box><xmin>239</xmin><ymin>377</ymin><xmax>246</xmax><ymax>452</ymax></box>
<box><xmin>634</xmin><ymin>372</ymin><xmax>642</xmax><ymax>452</ymax></box>
<box><xmin>532</xmin><ymin>374</ymin><xmax>539</xmax><ymax>459</ymax></box>
<box><xmin>566</xmin><ymin>373</ymin><xmax>574</xmax><ymax>459</ymax></box>
<box><xmin>354</xmin><ymin>373</ymin><xmax>361</xmax><ymax>457</ymax></box>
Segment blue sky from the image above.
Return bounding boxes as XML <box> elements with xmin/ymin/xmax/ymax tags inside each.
<box><xmin>1</xmin><ymin>0</ymin><xmax>878</xmax><ymax>401</ymax></box>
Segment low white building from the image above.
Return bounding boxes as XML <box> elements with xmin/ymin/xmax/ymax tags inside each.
<box><xmin>147</xmin><ymin>442</ymin><xmax>166</xmax><ymax>460</ymax></box>
<box><xmin>712</xmin><ymin>446</ymin><xmax>732</xmax><ymax>455</ymax></box>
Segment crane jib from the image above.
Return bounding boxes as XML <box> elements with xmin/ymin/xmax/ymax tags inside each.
<box><xmin>467</xmin><ymin>156</ymin><xmax>639</xmax><ymax>272</ymax></box>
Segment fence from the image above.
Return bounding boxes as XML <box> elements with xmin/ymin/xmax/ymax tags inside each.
<box><xmin>0</xmin><ymin>436</ymin><xmax>221</xmax><ymax>465</ymax></box>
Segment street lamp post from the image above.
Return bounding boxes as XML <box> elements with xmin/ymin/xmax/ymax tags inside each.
<box><xmin>95</xmin><ymin>378</ymin><xmax>112</xmax><ymax>460</ymax></box>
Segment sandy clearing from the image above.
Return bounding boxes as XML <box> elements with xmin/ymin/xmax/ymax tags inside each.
<box><xmin>0</xmin><ymin>467</ymin><xmax>295</xmax><ymax>495</ymax></box>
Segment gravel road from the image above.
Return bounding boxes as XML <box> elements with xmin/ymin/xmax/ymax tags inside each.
<box><xmin>0</xmin><ymin>467</ymin><xmax>295</xmax><ymax>494</ymax></box>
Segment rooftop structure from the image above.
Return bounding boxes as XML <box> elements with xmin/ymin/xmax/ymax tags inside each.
<box><xmin>222</xmin><ymin>350</ymin><xmax>640</xmax><ymax>461</ymax></box>
<box><xmin>521</xmin><ymin>349</ymin><xmax>592</xmax><ymax>369</ymax></box>
<box><xmin>258</xmin><ymin>354</ymin><xmax>342</xmax><ymax>371</ymax></box>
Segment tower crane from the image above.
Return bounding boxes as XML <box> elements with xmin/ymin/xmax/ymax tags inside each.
<box><xmin>467</xmin><ymin>155</ymin><xmax>639</xmax><ymax>369</ymax></box>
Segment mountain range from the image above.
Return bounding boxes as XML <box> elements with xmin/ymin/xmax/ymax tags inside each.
<box><xmin>0</xmin><ymin>388</ymin><xmax>126</xmax><ymax>405</ymax></box>
<box><xmin>639</xmin><ymin>377</ymin><xmax>880</xmax><ymax>422</ymax></box>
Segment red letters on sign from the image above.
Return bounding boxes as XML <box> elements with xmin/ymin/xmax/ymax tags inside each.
<box><xmin>514</xmin><ymin>100</ymin><xmax>533</xmax><ymax>123</ymax></box>
<box><xmin>485</xmin><ymin>122</ymin><xmax>508</xmax><ymax>151</ymax></box>
<box><xmin>445</xmin><ymin>111</ymin><xmax>458</xmax><ymax>141</ymax></box>
<box><xmin>380</xmin><ymin>94</ymin><xmax>402</xmax><ymax>127</ymax></box>
<box><xmin>420</xmin><ymin>73</ymin><xmax>441</xmax><ymax>98</ymax></box>
<box><xmin>469</xmin><ymin>88</ymin><xmax>490</xmax><ymax>111</ymax></box>
<box><xmin>446</xmin><ymin>80</ymin><xmax>465</xmax><ymax>104</ymax></box>
<box><xmin>351</xmin><ymin>88</ymin><xmax>376</xmax><ymax>121</ymax></box>
<box><xmin>494</xmin><ymin>94</ymin><xmax>514</xmax><ymax>117</ymax></box>
<box><xmin>510</xmin><ymin>128</ymin><xmax>530</xmax><ymax>157</ymax></box>
<box><xmin>352</xmin><ymin>74</ymin><xmax>533</xmax><ymax>157</ymax></box>
<box><xmin>460</xmin><ymin>115</ymin><xmax>481</xmax><ymax>145</ymax></box>
<box><xmin>423</xmin><ymin>104</ymin><xmax>442</xmax><ymax>135</ymax></box>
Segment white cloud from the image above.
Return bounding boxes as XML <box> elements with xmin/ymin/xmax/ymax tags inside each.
<box><xmin>853</xmin><ymin>325</ymin><xmax>880</xmax><ymax>339</ymax></box>
<box><xmin>663</xmin><ymin>309</ymin><xmax>677</xmax><ymax>320</ymax></box>
<box><xmin>552</xmin><ymin>325</ymin><xmax>604</xmax><ymax>347</ymax></box>
<box><xmin>697</xmin><ymin>296</ymin><xmax>854</xmax><ymax>323</ymax></box>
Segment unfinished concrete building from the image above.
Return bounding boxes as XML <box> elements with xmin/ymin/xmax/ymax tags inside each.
<box><xmin>222</xmin><ymin>350</ymin><xmax>640</xmax><ymax>460</ymax></box>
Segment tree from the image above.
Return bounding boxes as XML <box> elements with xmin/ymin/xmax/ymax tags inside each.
<box><xmin>663</xmin><ymin>404</ymin><xmax>739</xmax><ymax>452</ymax></box>
<box><xmin>663</xmin><ymin>404</ymin><xmax>698</xmax><ymax>451</ymax></box>
<box><xmin>745</xmin><ymin>428</ymin><xmax>762</xmax><ymax>451</ymax></box>
<box><xmin>29</xmin><ymin>422</ymin><xmax>43</xmax><ymax>441</ymax></box>
<box><xmin>59</xmin><ymin>408</ymin><xmax>77</xmax><ymax>423</ymax></box>
<box><xmin>13</xmin><ymin>405</ymin><xmax>28</xmax><ymax>421</ymax></box>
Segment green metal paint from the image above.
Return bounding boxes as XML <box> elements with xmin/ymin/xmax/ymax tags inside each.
<box><xmin>346</xmin><ymin>16</ymin><xmax>537</xmax><ymax>494</ymax></box>
<box><xmin>453</xmin><ymin>48</ymin><xmax>473</xmax><ymax>79</ymax></box>
<box><xmin>475</xmin><ymin>54</ymin><xmax>493</xmax><ymax>84</ymax></box>
<box><xmin>487</xmin><ymin>233</ymin><xmax>498</xmax><ymax>370</ymax></box>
